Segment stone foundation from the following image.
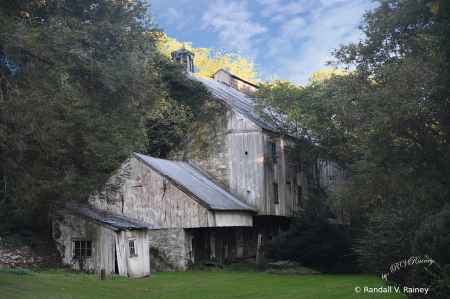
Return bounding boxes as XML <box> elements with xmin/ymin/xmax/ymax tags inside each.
<box><xmin>148</xmin><ymin>228</ymin><xmax>192</xmax><ymax>271</ymax></box>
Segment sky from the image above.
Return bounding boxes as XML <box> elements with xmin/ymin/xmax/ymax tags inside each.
<box><xmin>148</xmin><ymin>0</ymin><xmax>380</xmax><ymax>86</ymax></box>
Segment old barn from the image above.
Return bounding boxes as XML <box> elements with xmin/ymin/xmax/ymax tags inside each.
<box><xmin>54</xmin><ymin>46</ymin><xmax>344</xmax><ymax>273</ymax></box>
<box><xmin>53</xmin><ymin>202</ymin><xmax>153</xmax><ymax>278</ymax></box>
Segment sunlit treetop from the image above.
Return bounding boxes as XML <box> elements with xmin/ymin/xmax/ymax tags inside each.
<box><xmin>156</xmin><ymin>33</ymin><xmax>261</xmax><ymax>83</ymax></box>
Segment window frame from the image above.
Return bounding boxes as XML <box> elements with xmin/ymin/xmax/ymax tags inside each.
<box><xmin>128</xmin><ymin>239</ymin><xmax>137</xmax><ymax>256</ymax></box>
<box><xmin>72</xmin><ymin>240</ymin><xmax>92</xmax><ymax>258</ymax></box>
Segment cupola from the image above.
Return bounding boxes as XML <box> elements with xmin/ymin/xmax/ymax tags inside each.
<box><xmin>171</xmin><ymin>45</ymin><xmax>195</xmax><ymax>73</ymax></box>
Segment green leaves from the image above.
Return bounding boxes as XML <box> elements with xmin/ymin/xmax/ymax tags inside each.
<box><xmin>0</xmin><ymin>0</ymin><xmax>164</xmax><ymax>232</ymax></box>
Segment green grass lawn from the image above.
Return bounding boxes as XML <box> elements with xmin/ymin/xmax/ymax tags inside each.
<box><xmin>0</xmin><ymin>271</ymin><xmax>407</xmax><ymax>299</ymax></box>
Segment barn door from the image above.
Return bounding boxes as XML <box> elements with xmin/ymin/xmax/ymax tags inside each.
<box><xmin>236</xmin><ymin>228</ymin><xmax>243</xmax><ymax>258</ymax></box>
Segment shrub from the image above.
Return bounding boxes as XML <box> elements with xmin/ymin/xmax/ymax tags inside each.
<box><xmin>412</xmin><ymin>204</ymin><xmax>450</xmax><ymax>298</ymax></box>
<box><xmin>262</xmin><ymin>211</ymin><xmax>353</xmax><ymax>272</ymax></box>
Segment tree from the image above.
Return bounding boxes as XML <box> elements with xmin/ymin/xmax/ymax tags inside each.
<box><xmin>263</xmin><ymin>210</ymin><xmax>353</xmax><ymax>273</ymax></box>
<box><xmin>157</xmin><ymin>34</ymin><xmax>261</xmax><ymax>82</ymax></box>
<box><xmin>251</xmin><ymin>2</ymin><xmax>449</xmax><ymax>288</ymax></box>
<box><xmin>144</xmin><ymin>53</ymin><xmax>209</xmax><ymax>158</ymax></box>
<box><xmin>0</xmin><ymin>0</ymin><xmax>162</xmax><ymax>234</ymax></box>
<box><xmin>252</xmin><ymin>0</ymin><xmax>450</xmax><ymax>216</ymax></box>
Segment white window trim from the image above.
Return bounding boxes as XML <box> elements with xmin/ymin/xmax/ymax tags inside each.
<box><xmin>128</xmin><ymin>238</ymin><xmax>137</xmax><ymax>256</ymax></box>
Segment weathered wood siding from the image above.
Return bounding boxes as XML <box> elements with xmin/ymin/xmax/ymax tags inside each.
<box><xmin>53</xmin><ymin>213</ymin><xmax>150</xmax><ymax>277</ymax></box>
<box><xmin>115</xmin><ymin>229</ymin><xmax>149</xmax><ymax>278</ymax></box>
<box><xmin>94</xmin><ymin>157</ymin><xmax>253</xmax><ymax>228</ymax></box>
<box><xmin>215</xmin><ymin>211</ymin><xmax>253</xmax><ymax>227</ymax></box>
<box><xmin>53</xmin><ymin>214</ymin><xmax>116</xmax><ymax>274</ymax></box>
<box><xmin>262</xmin><ymin>135</ymin><xmax>302</xmax><ymax>216</ymax></box>
<box><xmin>94</xmin><ymin>157</ymin><xmax>214</xmax><ymax>229</ymax></box>
<box><xmin>227</xmin><ymin>110</ymin><xmax>301</xmax><ymax>216</ymax></box>
<box><xmin>316</xmin><ymin>159</ymin><xmax>345</xmax><ymax>191</ymax></box>
<box><xmin>169</xmin><ymin>98</ymin><xmax>302</xmax><ymax>216</ymax></box>
<box><xmin>212</xmin><ymin>69</ymin><xmax>231</xmax><ymax>86</ymax></box>
<box><xmin>227</xmin><ymin>111</ymin><xmax>266</xmax><ymax>213</ymax></box>
<box><xmin>230</xmin><ymin>77</ymin><xmax>258</xmax><ymax>94</ymax></box>
<box><xmin>212</xmin><ymin>69</ymin><xmax>258</xmax><ymax>94</ymax></box>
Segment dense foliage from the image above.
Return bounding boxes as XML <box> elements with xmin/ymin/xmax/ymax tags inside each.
<box><xmin>263</xmin><ymin>211</ymin><xmax>353</xmax><ymax>273</ymax></box>
<box><xmin>144</xmin><ymin>54</ymin><xmax>209</xmax><ymax>158</ymax></box>
<box><xmin>0</xmin><ymin>0</ymin><xmax>163</xmax><ymax>234</ymax></box>
<box><xmin>252</xmin><ymin>0</ymin><xmax>449</xmax><ymax>293</ymax></box>
<box><xmin>412</xmin><ymin>205</ymin><xmax>450</xmax><ymax>297</ymax></box>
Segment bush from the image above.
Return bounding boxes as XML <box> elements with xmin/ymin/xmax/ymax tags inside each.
<box><xmin>262</xmin><ymin>211</ymin><xmax>353</xmax><ymax>272</ymax></box>
<box><xmin>412</xmin><ymin>204</ymin><xmax>450</xmax><ymax>298</ymax></box>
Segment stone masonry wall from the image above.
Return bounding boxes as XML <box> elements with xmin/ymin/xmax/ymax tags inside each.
<box><xmin>149</xmin><ymin>228</ymin><xmax>187</xmax><ymax>271</ymax></box>
<box><xmin>0</xmin><ymin>234</ymin><xmax>61</xmax><ymax>270</ymax></box>
<box><xmin>0</xmin><ymin>243</ymin><xmax>43</xmax><ymax>269</ymax></box>
<box><xmin>168</xmin><ymin>99</ymin><xmax>230</xmax><ymax>187</ymax></box>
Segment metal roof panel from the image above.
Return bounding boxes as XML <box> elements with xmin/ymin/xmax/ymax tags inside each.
<box><xmin>55</xmin><ymin>202</ymin><xmax>154</xmax><ymax>230</ymax></box>
<box><xmin>133</xmin><ymin>153</ymin><xmax>257</xmax><ymax>212</ymax></box>
<box><xmin>190</xmin><ymin>74</ymin><xmax>277</xmax><ymax>132</ymax></box>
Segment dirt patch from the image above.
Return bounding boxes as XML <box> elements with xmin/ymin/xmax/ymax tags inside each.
<box><xmin>263</xmin><ymin>261</ymin><xmax>321</xmax><ymax>275</ymax></box>
<box><xmin>264</xmin><ymin>267</ymin><xmax>321</xmax><ymax>275</ymax></box>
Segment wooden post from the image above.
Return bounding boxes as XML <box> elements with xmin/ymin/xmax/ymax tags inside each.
<box><xmin>255</xmin><ymin>234</ymin><xmax>262</xmax><ymax>266</ymax></box>
<box><xmin>101</xmin><ymin>269</ymin><xmax>106</xmax><ymax>280</ymax></box>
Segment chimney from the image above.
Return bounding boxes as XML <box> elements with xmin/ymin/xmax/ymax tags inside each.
<box><xmin>171</xmin><ymin>45</ymin><xmax>195</xmax><ymax>73</ymax></box>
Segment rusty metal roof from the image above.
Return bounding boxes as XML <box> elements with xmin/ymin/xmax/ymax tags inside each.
<box><xmin>54</xmin><ymin>201</ymin><xmax>154</xmax><ymax>231</ymax></box>
<box><xmin>190</xmin><ymin>74</ymin><xmax>277</xmax><ymax>132</ymax></box>
<box><xmin>133</xmin><ymin>153</ymin><xmax>257</xmax><ymax>212</ymax></box>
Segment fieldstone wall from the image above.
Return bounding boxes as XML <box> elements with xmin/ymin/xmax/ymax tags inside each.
<box><xmin>168</xmin><ymin>99</ymin><xmax>230</xmax><ymax>187</ymax></box>
<box><xmin>149</xmin><ymin>228</ymin><xmax>188</xmax><ymax>271</ymax></box>
<box><xmin>0</xmin><ymin>244</ymin><xmax>43</xmax><ymax>269</ymax></box>
<box><xmin>0</xmin><ymin>234</ymin><xmax>62</xmax><ymax>270</ymax></box>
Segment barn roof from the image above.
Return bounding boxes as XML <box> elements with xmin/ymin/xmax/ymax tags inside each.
<box><xmin>54</xmin><ymin>201</ymin><xmax>154</xmax><ymax>231</ymax></box>
<box><xmin>133</xmin><ymin>153</ymin><xmax>257</xmax><ymax>212</ymax></box>
<box><xmin>189</xmin><ymin>74</ymin><xmax>277</xmax><ymax>132</ymax></box>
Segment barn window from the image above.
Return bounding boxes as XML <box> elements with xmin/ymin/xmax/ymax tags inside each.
<box><xmin>273</xmin><ymin>183</ymin><xmax>279</xmax><ymax>204</ymax></box>
<box><xmin>73</xmin><ymin>240</ymin><xmax>92</xmax><ymax>257</ymax></box>
<box><xmin>297</xmin><ymin>185</ymin><xmax>303</xmax><ymax>205</ymax></box>
<box><xmin>129</xmin><ymin>239</ymin><xmax>137</xmax><ymax>255</ymax></box>
<box><xmin>271</xmin><ymin>143</ymin><xmax>277</xmax><ymax>163</ymax></box>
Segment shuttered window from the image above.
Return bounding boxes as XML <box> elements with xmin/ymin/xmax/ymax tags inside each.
<box><xmin>274</xmin><ymin>183</ymin><xmax>279</xmax><ymax>204</ymax></box>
